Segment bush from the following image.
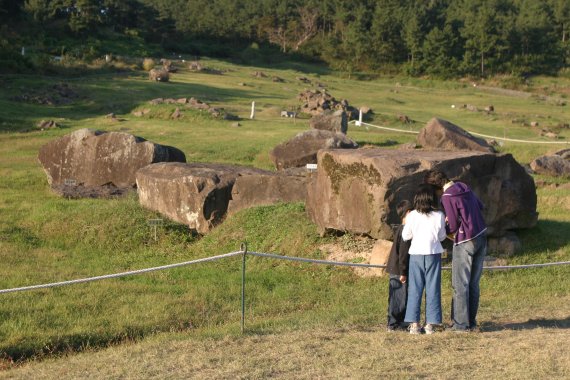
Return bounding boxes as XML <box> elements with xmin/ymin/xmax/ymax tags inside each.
<box><xmin>142</xmin><ymin>58</ymin><xmax>155</xmax><ymax>71</ymax></box>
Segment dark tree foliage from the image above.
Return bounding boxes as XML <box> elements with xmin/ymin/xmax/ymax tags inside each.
<box><xmin>6</xmin><ymin>0</ymin><xmax>569</xmax><ymax>76</ymax></box>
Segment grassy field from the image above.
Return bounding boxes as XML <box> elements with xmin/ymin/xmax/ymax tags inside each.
<box><xmin>0</xmin><ymin>58</ymin><xmax>569</xmax><ymax>378</ymax></box>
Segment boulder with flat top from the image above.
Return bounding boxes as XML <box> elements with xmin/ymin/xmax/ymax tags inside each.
<box><xmin>309</xmin><ymin>110</ymin><xmax>348</xmax><ymax>134</ymax></box>
<box><xmin>136</xmin><ymin>163</ymin><xmax>267</xmax><ymax>234</ymax></box>
<box><xmin>530</xmin><ymin>149</ymin><xmax>570</xmax><ymax>177</ymax></box>
<box><xmin>417</xmin><ymin>118</ymin><xmax>495</xmax><ymax>153</ymax></box>
<box><xmin>306</xmin><ymin>148</ymin><xmax>536</xmax><ymax>240</ymax></box>
<box><xmin>38</xmin><ymin>129</ymin><xmax>186</xmax><ymax>197</ymax></box>
<box><xmin>269</xmin><ymin>129</ymin><xmax>358</xmax><ymax>170</ymax></box>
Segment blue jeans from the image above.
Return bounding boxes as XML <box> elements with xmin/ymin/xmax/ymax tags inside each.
<box><xmin>451</xmin><ymin>233</ymin><xmax>487</xmax><ymax>330</ymax></box>
<box><xmin>404</xmin><ymin>254</ymin><xmax>442</xmax><ymax>324</ymax></box>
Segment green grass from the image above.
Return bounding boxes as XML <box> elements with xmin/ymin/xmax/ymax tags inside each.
<box><xmin>0</xmin><ymin>58</ymin><xmax>569</xmax><ymax>375</ymax></box>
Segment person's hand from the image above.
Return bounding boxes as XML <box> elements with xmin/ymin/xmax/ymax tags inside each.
<box><xmin>400</xmin><ymin>275</ymin><xmax>407</xmax><ymax>283</ymax></box>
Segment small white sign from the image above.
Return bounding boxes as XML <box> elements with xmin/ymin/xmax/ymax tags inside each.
<box><xmin>306</xmin><ymin>163</ymin><xmax>318</xmax><ymax>171</ymax></box>
<box><xmin>64</xmin><ymin>179</ymin><xmax>77</xmax><ymax>186</ymax></box>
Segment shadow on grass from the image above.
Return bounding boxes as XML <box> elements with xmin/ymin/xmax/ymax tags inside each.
<box><xmin>0</xmin><ymin>72</ymin><xmax>266</xmax><ymax>132</ymax></box>
<box><xmin>354</xmin><ymin>140</ymin><xmax>400</xmax><ymax>148</ymax></box>
<box><xmin>1</xmin><ymin>320</ymin><xmax>197</xmax><ymax>363</ymax></box>
<box><xmin>482</xmin><ymin>316</ymin><xmax>570</xmax><ymax>331</ymax></box>
<box><xmin>517</xmin><ymin>219</ymin><xmax>570</xmax><ymax>254</ymax></box>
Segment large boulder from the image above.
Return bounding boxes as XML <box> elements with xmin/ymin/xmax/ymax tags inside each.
<box><xmin>228</xmin><ymin>168</ymin><xmax>309</xmax><ymax>215</ymax></box>
<box><xmin>269</xmin><ymin>129</ymin><xmax>358</xmax><ymax>170</ymax></box>
<box><xmin>38</xmin><ymin>129</ymin><xmax>185</xmax><ymax>193</ymax></box>
<box><xmin>530</xmin><ymin>149</ymin><xmax>570</xmax><ymax>177</ymax></box>
<box><xmin>309</xmin><ymin>110</ymin><xmax>348</xmax><ymax>134</ymax></box>
<box><xmin>487</xmin><ymin>231</ymin><xmax>522</xmax><ymax>256</ymax></box>
<box><xmin>306</xmin><ymin>148</ymin><xmax>537</xmax><ymax>240</ymax></box>
<box><xmin>417</xmin><ymin>118</ymin><xmax>495</xmax><ymax>153</ymax></box>
<box><xmin>136</xmin><ymin>163</ymin><xmax>266</xmax><ymax>234</ymax></box>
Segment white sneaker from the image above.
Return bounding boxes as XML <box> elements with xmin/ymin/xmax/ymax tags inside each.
<box><xmin>409</xmin><ymin>322</ymin><xmax>421</xmax><ymax>335</ymax></box>
<box><xmin>424</xmin><ymin>324</ymin><xmax>435</xmax><ymax>335</ymax></box>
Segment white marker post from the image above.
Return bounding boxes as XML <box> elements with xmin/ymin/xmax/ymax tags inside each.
<box><xmin>356</xmin><ymin>108</ymin><xmax>363</xmax><ymax>126</ymax></box>
<box><xmin>250</xmin><ymin>101</ymin><xmax>255</xmax><ymax>119</ymax></box>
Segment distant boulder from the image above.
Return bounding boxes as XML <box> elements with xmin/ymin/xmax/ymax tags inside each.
<box><xmin>160</xmin><ymin>59</ymin><xmax>177</xmax><ymax>73</ymax></box>
<box><xmin>149</xmin><ymin>68</ymin><xmax>169</xmax><ymax>82</ymax></box>
<box><xmin>269</xmin><ymin>129</ymin><xmax>358</xmax><ymax>170</ymax></box>
<box><xmin>37</xmin><ymin>120</ymin><xmax>58</xmax><ymax>129</ymax></box>
<box><xmin>309</xmin><ymin>110</ymin><xmax>348</xmax><ymax>134</ymax></box>
<box><xmin>38</xmin><ymin>129</ymin><xmax>186</xmax><ymax>197</ymax></box>
<box><xmin>417</xmin><ymin>117</ymin><xmax>495</xmax><ymax>153</ymax></box>
<box><xmin>530</xmin><ymin>149</ymin><xmax>570</xmax><ymax>177</ymax></box>
<box><xmin>188</xmin><ymin>61</ymin><xmax>203</xmax><ymax>71</ymax></box>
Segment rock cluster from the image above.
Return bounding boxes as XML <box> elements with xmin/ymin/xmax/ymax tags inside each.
<box><xmin>297</xmin><ymin>89</ymin><xmax>359</xmax><ymax>119</ymax></box>
<box><xmin>12</xmin><ymin>83</ymin><xmax>79</xmax><ymax>105</ymax></box>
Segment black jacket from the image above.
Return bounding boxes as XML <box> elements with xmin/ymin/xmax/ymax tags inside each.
<box><xmin>385</xmin><ymin>224</ymin><xmax>411</xmax><ymax>277</ymax></box>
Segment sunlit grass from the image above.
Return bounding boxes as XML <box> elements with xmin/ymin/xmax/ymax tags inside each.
<box><xmin>0</xmin><ymin>59</ymin><xmax>568</xmax><ymax>371</ymax></box>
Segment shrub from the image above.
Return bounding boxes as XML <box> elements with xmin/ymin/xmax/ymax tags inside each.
<box><xmin>142</xmin><ymin>58</ymin><xmax>155</xmax><ymax>71</ymax></box>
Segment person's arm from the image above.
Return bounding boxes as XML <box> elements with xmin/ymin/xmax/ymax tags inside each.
<box><xmin>441</xmin><ymin>196</ymin><xmax>459</xmax><ymax>234</ymax></box>
<box><xmin>437</xmin><ymin>212</ymin><xmax>447</xmax><ymax>241</ymax></box>
<box><xmin>398</xmin><ymin>227</ymin><xmax>411</xmax><ymax>278</ymax></box>
<box><xmin>399</xmin><ymin>242</ymin><xmax>411</xmax><ymax>281</ymax></box>
<box><xmin>402</xmin><ymin>214</ymin><xmax>413</xmax><ymax>241</ymax></box>
<box><xmin>476</xmin><ymin>195</ymin><xmax>484</xmax><ymax>211</ymax></box>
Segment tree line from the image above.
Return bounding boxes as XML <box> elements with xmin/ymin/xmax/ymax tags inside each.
<box><xmin>2</xmin><ymin>0</ymin><xmax>569</xmax><ymax>77</ymax></box>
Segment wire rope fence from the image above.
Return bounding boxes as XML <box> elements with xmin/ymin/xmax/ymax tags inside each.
<box><xmin>1</xmin><ymin>243</ymin><xmax>569</xmax><ymax>333</ymax></box>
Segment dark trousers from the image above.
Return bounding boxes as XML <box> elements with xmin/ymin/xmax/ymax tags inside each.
<box><xmin>387</xmin><ymin>274</ymin><xmax>408</xmax><ymax>327</ymax></box>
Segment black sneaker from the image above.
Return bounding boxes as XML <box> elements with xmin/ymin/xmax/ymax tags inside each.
<box><xmin>386</xmin><ymin>325</ymin><xmax>398</xmax><ymax>332</ymax></box>
<box><xmin>469</xmin><ymin>325</ymin><xmax>481</xmax><ymax>333</ymax></box>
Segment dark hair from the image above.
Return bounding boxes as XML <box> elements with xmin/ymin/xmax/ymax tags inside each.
<box><xmin>413</xmin><ymin>184</ymin><xmax>439</xmax><ymax>214</ymax></box>
<box><xmin>396</xmin><ymin>200</ymin><xmax>412</xmax><ymax>220</ymax></box>
<box><xmin>424</xmin><ymin>170</ymin><xmax>449</xmax><ymax>190</ymax></box>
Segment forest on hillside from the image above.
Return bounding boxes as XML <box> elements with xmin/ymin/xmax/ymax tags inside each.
<box><xmin>1</xmin><ymin>0</ymin><xmax>569</xmax><ymax>77</ymax></box>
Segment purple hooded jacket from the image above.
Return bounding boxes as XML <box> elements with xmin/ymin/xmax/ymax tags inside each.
<box><xmin>441</xmin><ymin>182</ymin><xmax>487</xmax><ymax>245</ymax></box>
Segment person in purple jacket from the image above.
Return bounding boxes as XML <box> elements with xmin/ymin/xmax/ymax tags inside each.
<box><xmin>424</xmin><ymin>170</ymin><xmax>487</xmax><ymax>332</ymax></box>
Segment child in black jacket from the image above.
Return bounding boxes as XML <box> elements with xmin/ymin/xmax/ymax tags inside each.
<box><xmin>385</xmin><ymin>200</ymin><xmax>412</xmax><ymax>331</ymax></box>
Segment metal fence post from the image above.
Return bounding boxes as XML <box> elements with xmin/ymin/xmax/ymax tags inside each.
<box><xmin>240</xmin><ymin>242</ymin><xmax>248</xmax><ymax>334</ymax></box>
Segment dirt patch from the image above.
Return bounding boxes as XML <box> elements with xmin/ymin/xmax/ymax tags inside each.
<box><xmin>320</xmin><ymin>235</ymin><xmax>377</xmax><ymax>277</ymax></box>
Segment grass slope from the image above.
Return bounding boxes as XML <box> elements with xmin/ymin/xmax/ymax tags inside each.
<box><xmin>0</xmin><ymin>58</ymin><xmax>569</xmax><ymax>377</ymax></box>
